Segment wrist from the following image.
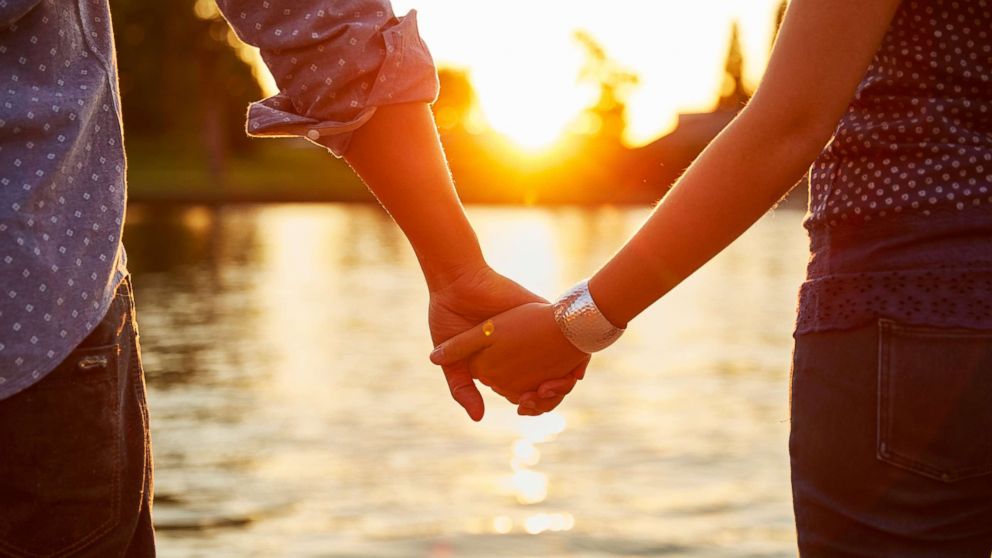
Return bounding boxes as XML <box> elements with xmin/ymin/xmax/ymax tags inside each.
<box><xmin>410</xmin><ymin>213</ymin><xmax>486</xmax><ymax>292</ymax></box>
<box><xmin>587</xmin><ymin>274</ymin><xmax>630</xmax><ymax>329</ymax></box>
<box><xmin>423</xmin><ymin>251</ymin><xmax>488</xmax><ymax>293</ymax></box>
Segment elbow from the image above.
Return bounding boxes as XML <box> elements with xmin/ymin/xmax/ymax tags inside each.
<box><xmin>736</xmin><ymin>97</ymin><xmax>838</xmax><ymax>162</ymax></box>
<box><xmin>786</xmin><ymin>111</ymin><xmax>839</xmax><ymax>156</ymax></box>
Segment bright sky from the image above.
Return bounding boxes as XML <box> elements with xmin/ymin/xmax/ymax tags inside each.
<box><xmin>390</xmin><ymin>0</ymin><xmax>784</xmax><ymax>148</ymax></box>
<box><xmin>236</xmin><ymin>1</ymin><xmax>784</xmax><ymax>149</ymax></box>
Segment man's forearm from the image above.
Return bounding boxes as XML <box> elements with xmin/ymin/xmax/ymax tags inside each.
<box><xmin>343</xmin><ymin>102</ymin><xmax>486</xmax><ymax>292</ymax></box>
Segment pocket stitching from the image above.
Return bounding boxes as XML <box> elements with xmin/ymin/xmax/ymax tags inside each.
<box><xmin>32</xmin><ymin>344</ymin><xmax>121</xmax><ymax>389</ymax></box>
<box><xmin>876</xmin><ymin>319</ymin><xmax>992</xmax><ymax>483</ymax></box>
<box><xmin>0</xmin><ymin>345</ymin><xmax>124</xmax><ymax>558</ymax></box>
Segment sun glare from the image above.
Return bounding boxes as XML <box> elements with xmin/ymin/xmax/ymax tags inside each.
<box><xmin>462</xmin><ymin>26</ymin><xmax>666</xmax><ymax>151</ymax></box>
<box><xmin>465</xmin><ymin>30</ymin><xmax>593</xmax><ymax>150</ymax></box>
<box><xmin>398</xmin><ymin>0</ymin><xmax>781</xmax><ymax>149</ymax></box>
<box><xmin>238</xmin><ymin>1</ymin><xmax>783</xmax><ymax>151</ymax></box>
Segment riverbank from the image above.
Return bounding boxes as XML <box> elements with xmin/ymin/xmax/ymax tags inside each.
<box><xmin>124</xmin><ymin>139</ymin><xmax>809</xmax><ymax>208</ymax></box>
<box><xmin>125</xmin><ymin>138</ymin><xmax>373</xmax><ymax>205</ymax></box>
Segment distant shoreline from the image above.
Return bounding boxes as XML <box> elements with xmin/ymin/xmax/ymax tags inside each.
<box><xmin>124</xmin><ymin>139</ymin><xmax>809</xmax><ymax>209</ymax></box>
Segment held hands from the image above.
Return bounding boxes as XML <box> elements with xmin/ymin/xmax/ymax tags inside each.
<box><xmin>428</xmin><ymin>265</ymin><xmax>580</xmax><ymax>420</ymax></box>
<box><xmin>430</xmin><ymin>302</ymin><xmax>590</xmax><ymax>417</ymax></box>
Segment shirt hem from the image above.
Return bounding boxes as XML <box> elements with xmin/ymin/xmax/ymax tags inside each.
<box><xmin>0</xmin><ymin>269</ymin><xmax>128</xmax><ymax>402</ymax></box>
<box><xmin>795</xmin><ymin>266</ymin><xmax>992</xmax><ymax>336</ymax></box>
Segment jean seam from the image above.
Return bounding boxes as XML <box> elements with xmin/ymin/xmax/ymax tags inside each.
<box><xmin>120</xmin><ymin>302</ymin><xmax>151</xmax><ymax>558</ymax></box>
<box><xmin>877</xmin><ymin>319</ymin><xmax>890</xmax><ymax>468</ymax></box>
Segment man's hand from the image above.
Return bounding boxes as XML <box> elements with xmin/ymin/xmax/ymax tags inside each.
<box><xmin>341</xmin><ymin>104</ymin><xmax>580</xmax><ymax>420</ymax></box>
<box><xmin>430</xmin><ymin>302</ymin><xmax>589</xmax><ymax>417</ymax></box>
<box><xmin>428</xmin><ymin>265</ymin><xmax>577</xmax><ymax>421</ymax></box>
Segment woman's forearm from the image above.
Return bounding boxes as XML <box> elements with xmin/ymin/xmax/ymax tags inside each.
<box><xmin>588</xmin><ymin>107</ymin><xmax>827</xmax><ymax>327</ymax></box>
<box><xmin>343</xmin><ymin>102</ymin><xmax>486</xmax><ymax>292</ymax></box>
<box><xmin>586</xmin><ymin>0</ymin><xmax>901</xmax><ymax>329</ymax></box>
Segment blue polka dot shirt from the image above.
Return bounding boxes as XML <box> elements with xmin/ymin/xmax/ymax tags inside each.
<box><xmin>0</xmin><ymin>0</ymin><xmax>438</xmax><ymax>399</ymax></box>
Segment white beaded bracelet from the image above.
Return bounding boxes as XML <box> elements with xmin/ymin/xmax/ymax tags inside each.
<box><xmin>552</xmin><ymin>280</ymin><xmax>625</xmax><ymax>353</ymax></box>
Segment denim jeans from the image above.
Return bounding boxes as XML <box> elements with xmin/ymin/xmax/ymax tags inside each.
<box><xmin>0</xmin><ymin>277</ymin><xmax>155</xmax><ymax>557</ymax></box>
<box><xmin>791</xmin><ymin>319</ymin><xmax>992</xmax><ymax>556</ymax></box>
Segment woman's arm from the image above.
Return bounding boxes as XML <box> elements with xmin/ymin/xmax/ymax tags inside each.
<box><xmin>589</xmin><ymin>0</ymin><xmax>902</xmax><ymax>326</ymax></box>
<box><xmin>432</xmin><ymin>0</ymin><xmax>904</xmax><ymax>414</ymax></box>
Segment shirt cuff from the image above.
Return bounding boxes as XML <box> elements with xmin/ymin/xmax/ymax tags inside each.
<box><xmin>243</xmin><ymin>10</ymin><xmax>438</xmax><ymax>157</ymax></box>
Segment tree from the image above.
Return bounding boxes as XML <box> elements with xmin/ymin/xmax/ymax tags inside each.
<box><xmin>573</xmin><ymin>30</ymin><xmax>639</xmax><ymax>147</ymax></box>
<box><xmin>716</xmin><ymin>21</ymin><xmax>750</xmax><ymax>112</ymax></box>
<box><xmin>433</xmin><ymin>68</ymin><xmax>480</xmax><ymax>134</ymax></box>
<box><xmin>110</xmin><ymin>0</ymin><xmax>263</xmax><ymax>177</ymax></box>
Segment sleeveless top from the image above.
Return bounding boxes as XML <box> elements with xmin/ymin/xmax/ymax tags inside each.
<box><xmin>796</xmin><ymin>0</ymin><xmax>992</xmax><ymax>334</ymax></box>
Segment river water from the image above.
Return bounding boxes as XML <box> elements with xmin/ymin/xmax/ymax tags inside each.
<box><xmin>123</xmin><ymin>203</ymin><xmax>809</xmax><ymax>557</ymax></box>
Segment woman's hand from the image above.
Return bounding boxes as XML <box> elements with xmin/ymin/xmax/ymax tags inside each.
<box><xmin>428</xmin><ymin>266</ymin><xmax>579</xmax><ymax>420</ymax></box>
<box><xmin>430</xmin><ymin>302</ymin><xmax>590</xmax><ymax>416</ymax></box>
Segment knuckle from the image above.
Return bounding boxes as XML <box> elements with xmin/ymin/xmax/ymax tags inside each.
<box><xmin>450</xmin><ymin>383</ymin><xmax>477</xmax><ymax>398</ymax></box>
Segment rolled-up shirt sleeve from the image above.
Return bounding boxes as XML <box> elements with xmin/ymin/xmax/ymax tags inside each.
<box><xmin>215</xmin><ymin>0</ymin><xmax>439</xmax><ymax>156</ymax></box>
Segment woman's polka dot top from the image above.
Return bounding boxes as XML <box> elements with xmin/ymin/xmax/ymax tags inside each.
<box><xmin>798</xmin><ymin>0</ymin><xmax>992</xmax><ymax>334</ymax></box>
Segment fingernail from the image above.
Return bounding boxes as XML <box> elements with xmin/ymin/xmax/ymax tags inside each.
<box><xmin>543</xmin><ymin>391</ymin><xmax>557</xmax><ymax>398</ymax></box>
<box><xmin>522</xmin><ymin>400</ymin><xmax>536</xmax><ymax>409</ymax></box>
<box><xmin>429</xmin><ymin>346</ymin><xmax>443</xmax><ymax>363</ymax></box>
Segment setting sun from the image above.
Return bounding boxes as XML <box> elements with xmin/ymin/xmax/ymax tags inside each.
<box><xmin>391</xmin><ymin>0</ymin><xmax>783</xmax><ymax>148</ymax></box>
<box><xmin>234</xmin><ymin>1</ymin><xmax>783</xmax><ymax>151</ymax></box>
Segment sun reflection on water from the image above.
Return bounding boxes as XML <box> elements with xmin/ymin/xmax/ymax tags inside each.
<box><xmin>524</xmin><ymin>512</ymin><xmax>576</xmax><ymax>535</ymax></box>
<box><xmin>471</xmin><ymin>209</ymin><xmax>562</xmax><ymax>296</ymax></box>
<box><xmin>507</xmin><ymin>468</ymin><xmax>547</xmax><ymax>506</ymax></box>
<box><xmin>131</xmin><ymin>204</ymin><xmax>808</xmax><ymax>556</ymax></box>
<box><xmin>488</xmin><ymin>411</ymin><xmax>574</xmax><ymax>534</ymax></box>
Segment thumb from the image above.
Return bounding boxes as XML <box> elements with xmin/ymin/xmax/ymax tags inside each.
<box><xmin>429</xmin><ymin>319</ymin><xmax>495</xmax><ymax>366</ymax></box>
<box><xmin>443</xmin><ymin>363</ymin><xmax>485</xmax><ymax>421</ymax></box>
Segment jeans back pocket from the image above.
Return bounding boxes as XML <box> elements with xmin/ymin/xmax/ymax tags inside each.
<box><xmin>877</xmin><ymin>319</ymin><xmax>992</xmax><ymax>482</ymax></box>
<box><xmin>0</xmin><ymin>343</ymin><xmax>123</xmax><ymax>557</ymax></box>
